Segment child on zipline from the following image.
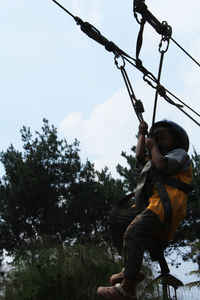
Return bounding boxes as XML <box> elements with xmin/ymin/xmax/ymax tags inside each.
<box><xmin>97</xmin><ymin>120</ymin><xmax>193</xmax><ymax>300</ymax></box>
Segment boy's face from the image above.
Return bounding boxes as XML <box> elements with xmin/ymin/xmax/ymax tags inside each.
<box><xmin>152</xmin><ymin>127</ymin><xmax>175</xmax><ymax>155</ymax></box>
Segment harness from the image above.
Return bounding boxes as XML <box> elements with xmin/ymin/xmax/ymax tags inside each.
<box><xmin>135</xmin><ymin>161</ymin><xmax>192</xmax><ymax>230</ymax></box>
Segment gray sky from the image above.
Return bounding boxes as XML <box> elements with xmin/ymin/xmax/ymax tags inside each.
<box><xmin>1</xmin><ymin>0</ymin><xmax>200</xmax><ymax>295</ymax></box>
<box><xmin>1</xmin><ymin>1</ymin><xmax>200</xmax><ymax>175</ymax></box>
<box><xmin>2</xmin><ymin>0</ymin><xmax>200</xmax><ymax>177</ymax></box>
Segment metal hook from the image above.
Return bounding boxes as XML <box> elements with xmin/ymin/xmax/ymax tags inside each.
<box><xmin>143</xmin><ymin>75</ymin><xmax>157</xmax><ymax>89</ymax></box>
<box><xmin>159</xmin><ymin>36</ymin><xmax>170</xmax><ymax>53</ymax></box>
<box><xmin>114</xmin><ymin>55</ymin><xmax>126</xmax><ymax>69</ymax></box>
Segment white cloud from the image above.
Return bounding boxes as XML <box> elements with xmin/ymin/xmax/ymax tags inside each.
<box><xmin>59</xmin><ymin>66</ymin><xmax>200</xmax><ymax>177</ymax></box>
<box><xmin>59</xmin><ymin>89</ymin><xmax>138</xmax><ymax>176</ymax></box>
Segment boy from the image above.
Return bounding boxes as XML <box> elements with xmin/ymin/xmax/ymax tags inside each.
<box><xmin>97</xmin><ymin>120</ymin><xmax>193</xmax><ymax>300</ymax></box>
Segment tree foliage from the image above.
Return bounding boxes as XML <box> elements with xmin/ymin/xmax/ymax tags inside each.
<box><xmin>0</xmin><ymin>119</ymin><xmax>125</xmax><ymax>260</ymax></box>
<box><xmin>116</xmin><ymin>146</ymin><xmax>139</xmax><ymax>193</ymax></box>
<box><xmin>1</xmin><ymin>119</ymin><xmax>200</xmax><ymax>299</ymax></box>
<box><xmin>1</xmin><ymin>243</ymin><xmax>159</xmax><ymax>300</ymax></box>
<box><xmin>1</xmin><ymin>243</ymin><xmax>123</xmax><ymax>300</ymax></box>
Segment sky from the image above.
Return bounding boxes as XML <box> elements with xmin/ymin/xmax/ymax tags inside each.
<box><xmin>1</xmin><ymin>0</ymin><xmax>200</xmax><ymax>296</ymax></box>
<box><xmin>1</xmin><ymin>0</ymin><xmax>200</xmax><ymax>178</ymax></box>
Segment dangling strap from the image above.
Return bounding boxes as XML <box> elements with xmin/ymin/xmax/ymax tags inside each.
<box><xmin>150</xmin><ymin>169</ymin><xmax>173</xmax><ymax>231</ymax></box>
<box><xmin>135</xmin><ymin>18</ymin><xmax>146</xmax><ymax>61</ymax></box>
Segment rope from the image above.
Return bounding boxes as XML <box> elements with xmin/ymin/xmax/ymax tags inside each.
<box><xmin>51</xmin><ymin>0</ymin><xmax>75</xmax><ymax>18</ymax></box>
<box><xmin>115</xmin><ymin>56</ymin><xmax>144</xmax><ymax>122</ymax></box>
<box><xmin>123</xmin><ymin>56</ymin><xmax>158</xmax><ymax>86</ymax></box>
<box><xmin>118</xmin><ymin>55</ymin><xmax>200</xmax><ymax>126</ymax></box>
<box><xmin>133</xmin><ymin>0</ymin><xmax>200</xmax><ymax>68</ymax></box>
<box><xmin>52</xmin><ymin>0</ymin><xmax>132</xmax><ymax>59</ymax></box>
<box><xmin>171</xmin><ymin>37</ymin><xmax>200</xmax><ymax>68</ymax></box>
<box><xmin>152</xmin><ymin>36</ymin><xmax>170</xmax><ymax>125</ymax></box>
<box><xmin>51</xmin><ymin>0</ymin><xmax>200</xmax><ymax>127</ymax></box>
<box><xmin>166</xmin><ymin>89</ymin><xmax>200</xmax><ymax>118</ymax></box>
<box><xmin>132</xmin><ymin>0</ymin><xmax>200</xmax><ymax>126</ymax></box>
<box><xmin>152</xmin><ymin>51</ymin><xmax>165</xmax><ymax>126</ymax></box>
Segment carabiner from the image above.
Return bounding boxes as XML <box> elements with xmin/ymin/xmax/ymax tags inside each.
<box><xmin>114</xmin><ymin>55</ymin><xmax>125</xmax><ymax>69</ymax></box>
<box><xmin>159</xmin><ymin>36</ymin><xmax>170</xmax><ymax>53</ymax></box>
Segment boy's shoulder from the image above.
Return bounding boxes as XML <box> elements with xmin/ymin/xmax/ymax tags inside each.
<box><xmin>164</xmin><ymin>148</ymin><xmax>191</xmax><ymax>174</ymax></box>
<box><xmin>165</xmin><ymin>148</ymin><xmax>188</xmax><ymax>160</ymax></box>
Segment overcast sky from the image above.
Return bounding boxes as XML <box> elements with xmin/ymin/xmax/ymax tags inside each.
<box><xmin>1</xmin><ymin>0</ymin><xmax>200</xmax><ymax>177</ymax></box>
<box><xmin>1</xmin><ymin>0</ymin><xmax>200</xmax><ymax>295</ymax></box>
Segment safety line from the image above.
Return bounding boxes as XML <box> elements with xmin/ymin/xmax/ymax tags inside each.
<box><xmin>51</xmin><ymin>0</ymin><xmax>200</xmax><ymax>127</ymax></box>
<box><xmin>152</xmin><ymin>51</ymin><xmax>165</xmax><ymax>126</ymax></box>
<box><xmin>51</xmin><ymin>0</ymin><xmax>75</xmax><ymax>19</ymax></box>
<box><xmin>175</xmin><ymin>106</ymin><xmax>200</xmax><ymax>127</ymax></box>
<box><xmin>123</xmin><ymin>56</ymin><xmax>157</xmax><ymax>86</ymax></box>
<box><xmin>166</xmin><ymin>89</ymin><xmax>200</xmax><ymax>118</ymax></box>
<box><xmin>123</xmin><ymin>56</ymin><xmax>200</xmax><ymax>126</ymax></box>
<box><xmin>133</xmin><ymin>0</ymin><xmax>200</xmax><ymax>68</ymax></box>
<box><xmin>171</xmin><ymin>37</ymin><xmax>200</xmax><ymax>68</ymax></box>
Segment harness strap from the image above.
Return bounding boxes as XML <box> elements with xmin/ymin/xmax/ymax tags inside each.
<box><xmin>148</xmin><ymin>169</ymin><xmax>192</xmax><ymax>230</ymax></box>
<box><xmin>135</xmin><ymin>160</ymin><xmax>152</xmax><ymax>211</ymax></box>
<box><xmin>135</xmin><ymin>161</ymin><xmax>192</xmax><ymax>230</ymax></box>
<box><xmin>161</xmin><ymin>174</ymin><xmax>192</xmax><ymax>194</ymax></box>
<box><xmin>136</xmin><ymin>18</ymin><xmax>146</xmax><ymax>61</ymax></box>
<box><xmin>150</xmin><ymin>170</ymin><xmax>173</xmax><ymax>231</ymax></box>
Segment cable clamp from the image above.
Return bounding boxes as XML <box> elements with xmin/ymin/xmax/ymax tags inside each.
<box><xmin>134</xmin><ymin>0</ymin><xmax>172</xmax><ymax>38</ymax></box>
<box><xmin>135</xmin><ymin>100</ymin><xmax>145</xmax><ymax>114</ymax></box>
<box><xmin>157</xmin><ymin>85</ymin><xmax>166</xmax><ymax>97</ymax></box>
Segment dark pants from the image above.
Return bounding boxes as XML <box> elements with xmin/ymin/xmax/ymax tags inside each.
<box><xmin>109</xmin><ymin>200</ymin><xmax>165</xmax><ymax>280</ymax></box>
<box><xmin>109</xmin><ymin>206</ymin><xmax>139</xmax><ymax>256</ymax></box>
<box><xmin>123</xmin><ymin>209</ymin><xmax>163</xmax><ymax>279</ymax></box>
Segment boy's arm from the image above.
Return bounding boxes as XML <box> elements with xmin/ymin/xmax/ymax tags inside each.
<box><xmin>145</xmin><ymin>138</ymin><xmax>167</xmax><ymax>171</ymax></box>
<box><xmin>136</xmin><ymin>121</ymin><xmax>148</xmax><ymax>164</ymax></box>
